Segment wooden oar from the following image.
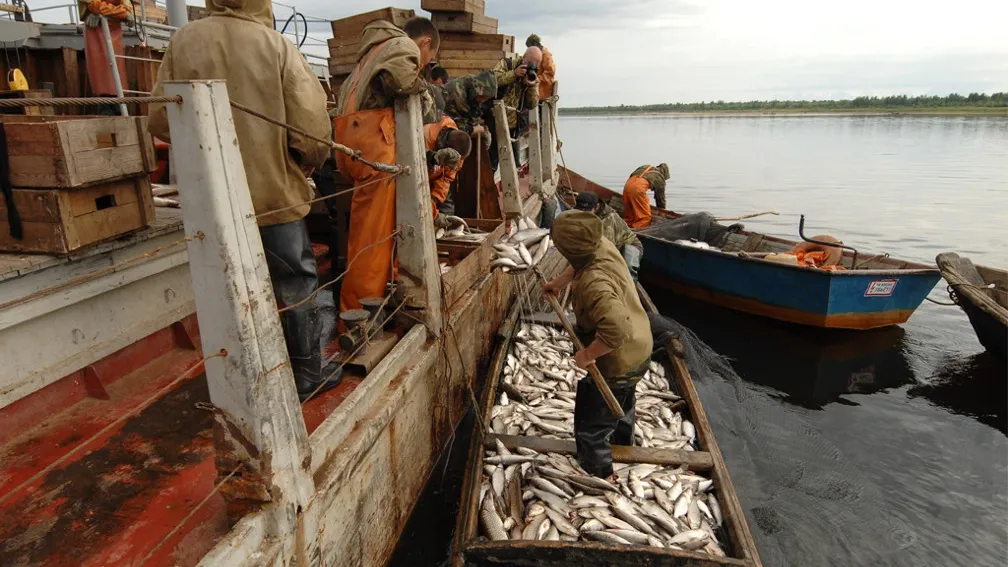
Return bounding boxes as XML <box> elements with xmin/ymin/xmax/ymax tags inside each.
<box><xmin>475</xmin><ymin>134</ymin><xmax>482</xmax><ymax>220</ymax></box>
<box><xmin>714</xmin><ymin>210</ymin><xmax>779</xmax><ymax>221</ymax></box>
<box><xmin>532</xmin><ymin>266</ymin><xmax>626</xmax><ymax>419</ymax></box>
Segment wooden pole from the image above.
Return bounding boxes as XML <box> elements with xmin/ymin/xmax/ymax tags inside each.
<box><xmin>541</xmin><ymin>82</ymin><xmax>559</xmax><ymax>187</ymax></box>
<box><xmin>99</xmin><ymin>16</ymin><xmax>129</xmax><ymax>116</ymax></box>
<box><xmin>476</xmin><ymin>134</ymin><xmax>481</xmax><ymax>220</ymax></box>
<box><xmin>532</xmin><ymin>266</ymin><xmax>625</xmax><ymax>418</ymax></box>
<box><xmin>527</xmin><ymin>107</ymin><xmax>544</xmax><ymax>196</ymax></box>
<box><xmin>394</xmin><ymin>94</ymin><xmax>443</xmax><ymax>335</ymax></box>
<box><xmin>714</xmin><ymin>210</ymin><xmax>779</xmax><ymax>222</ymax></box>
<box><xmin>492</xmin><ymin>101</ymin><xmax>523</xmax><ymax>219</ymax></box>
<box><xmin>164</xmin><ymin>80</ymin><xmax>313</xmax><ymax>531</ymax></box>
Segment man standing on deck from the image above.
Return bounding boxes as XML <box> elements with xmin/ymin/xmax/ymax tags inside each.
<box><xmin>148</xmin><ymin>0</ymin><xmax>340</xmax><ymax>400</ymax></box>
<box><xmin>333</xmin><ymin>17</ymin><xmax>440</xmax><ymax>314</ymax></box>
<box><xmin>525</xmin><ymin>34</ymin><xmax>555</xmax><ymax>101</ymax></box>
<box><xmin>542</xmin><ymin>211</ymin><xmax>653</xmax><ymax>480</ymax></box>
<box><xmin>574</xmin><ymin>191</ymin><xmax>643</xmax><ymax>282</ymax></box>
<box><xmin>488</xmin><ymin>47</ymin><xmax>541</xmax><ymax>170</ymax></box>
<box><xmin>443</xmin><ymin>71</ymin><xmax>497</xmax><ymax>151</ymax></box>
<box><xmin>622</xmin><ymin>163</ymin><xmax>670</xmax><ymax>228</ymax></box>
<box><xmin>423</xmin><ymin>115</ymin><xmax>470</xmax><ymax>226</ymax></box>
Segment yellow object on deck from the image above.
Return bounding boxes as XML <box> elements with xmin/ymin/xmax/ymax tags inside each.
<box><xmin>7</xmin><ymin>68</ymin><xmax>28</xmax><ymax>91</ymax></box>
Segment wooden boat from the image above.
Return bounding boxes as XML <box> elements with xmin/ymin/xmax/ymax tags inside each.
<box><xmin>558</xmin><ymin>167</ymin><xmax>941</xmax><ymax>330</ymax></box>
<box><xmin>935</xmin><ymin>253</ymin><xmax>1008</xmax><ymax>361</ymax></box>
<box><xmin>451</xmin><ymin>284</ymin><xmax>763</xmax><ymax>567</ymax></box>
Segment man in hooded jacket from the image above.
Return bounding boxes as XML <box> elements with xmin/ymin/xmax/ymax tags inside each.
<box><xmin>542</xmin><ymin>211</ymin><xmax>653</xmax><ymax>479</ymax></box>
<box><xmin>623</xmin><ymin>163</ymin><xmax>670</xmax><ymax>228</ymax></box>
<box><xmin>333</xmin><ymin>17</ymin><xmax>441</xmax><ymax>315</ymax></box>
<box><xmin>148</xmin><ymin>0</ymin><xmax>337</xmax><ymax>400</ymax></box>
<box><xmin>442</xmin><ymin>71</ymin><xmax>497</xmax><ymax>149</ymax></box>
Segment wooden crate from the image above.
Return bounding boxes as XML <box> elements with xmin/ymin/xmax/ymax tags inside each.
<box><xmin>0</xmin><ymin>115</ymin><xmax>156</xmax><ymax>188</ymax></box>
<box><xmin>138</xmin><ymin>1</ymin><xmax>168</xmax><ymax>24</ymax></box>
<box><xmin>0</xmin><ymin>90</ymin><xmax>55</xmax><ymax>116</ymax></box>
<box><xmin>0</xmin><ymin>176</ymin><xmax>155</xmax><ymax>254</ymax></box>
<box><xmin>329</xmin><ymin>62</ymin><xmax>357</xmax><ymax>76</ymax></box>
<box><xmin>331</xmin><ymin>7</ymin><xmax>415</xmax><ymax>37</ymax></box>
<box><xmin>422</xmin><ymin>0</ymin><xmax>484</xmax><ymax>14</ymax></box>
<box><xmin>440</xmin><ymin>32</ymin><xmax>513</xmax><ymax>52</ymax></box>
<box><xmin>431</xmin><ymin>12</ymin><xmax>497</xmax><ymax>34</ymax></box>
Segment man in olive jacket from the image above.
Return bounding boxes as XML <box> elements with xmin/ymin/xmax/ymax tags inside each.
<box><xmin>574</xmin><ymin>191</ymin><xmax>644</xmax><ymax>281</ymax></box>
<box><xmin>149</xmin><ymin>0</ymin><xmax>338</xmax><ymax>400</ymax></box>
<box><xmin>542</xmin><ymin>210</ymin><xmax>654</xmax><ymax>478</ymax></box>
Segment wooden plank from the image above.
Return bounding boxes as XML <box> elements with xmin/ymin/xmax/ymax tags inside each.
<box><xmin>327</xmin><ymin>40</ymin><xmax>361</xmax><ymax>59</ymax></box>
<box><xmin>331</xmin><ymin>7</ymin><xmax>415</xmax><ymax>37</ymax></box>
<box><xmin>667</xmin><ymin>338</ymin><xmax>763</xmax><ymax>565</ymax></box>
<box><xmin>329</xmin><ymin>62</ymin><xmax>358</xmax><ymax>76</ymax></box>
<box><xmin>431</xmin><ymin>12</ymin><xmax>498</xmax><ymax>34</ymax></box>
<box><xmin>527</xmin><ymin>107</ymin><xmax>543</xmax><ymax>195</ymax></box>
<box><xmin>0</xmin><ymin>189</ymin><xmax>61</xmax><ymax>222</ymax></box>
<box><xmin>437</xmin><ymin>56</ymin><xmax>503</xmax><ymax>69</ymax></box>
<box><xmin>438</xmin><ymin>48</ymin><xmax>505</xmax><ymax>60</ymax></box>
<box><xmin>422</xmin><ymin>0</ymin><xmax>484</xmax><ymax>14</ymax></box>
<box><xmin>393</xmin><ymin>95</ymin><xmax>443</xmax><ymax>332</ymax></box>
<box><xmin>540</xmin><ymin>84</ymin><xmax>558</xmax><ymax>187</ymax></box>
<box><xmin>71</xmin><ymin>199</ymin><xmax>147</xmax><ymax>246</ymax></box>
<box><xmin>492</xmin><ymin>102</ymin><xmax>522</xmax><ymax>217</ymax></box>
<box><xmin>464</xmin><ymin>540</ymin><xmax>752</xmax><ymax>567</ymax></box>
<box><xmin>66</xmin><ymin>177</ymin><xmax>140</xmax><ymax>216</ymax></box>
<box><xmin>0</xmin><ymin>3</ymin><xmax>25</xmax><ymax>14</ymax></box>
<box><xmin>61</xmin><ymin>47</ymin><xmax>82</xmax><ymax>116</ymax></box>
<box><xmin>440</xmin><ymin>32</ymin><xmax>513</xmax><ymax>51</ymax></box>
<box><xmin>488</xmin><ymin>434</ymin><xmax>715</xmax><ymax>471</ymax></box>
<box><xmin>163</xmin><ymin>80</ymin><xmax>313</xmax><ymax>530</ymax></box>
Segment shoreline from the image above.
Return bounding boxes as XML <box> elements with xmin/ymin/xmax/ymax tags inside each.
<box><xmin>558</xmin><ymin>108</ymin><xmax>1008</xmax><ymax>117</ymax></box>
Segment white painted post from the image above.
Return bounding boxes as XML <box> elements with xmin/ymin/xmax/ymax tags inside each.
<box><xmin>527</xmin><ymin>108</ymin><xmax>544</xmax><ymax>196</ymax></box>
<box><xmin>493</xmin><ymin>101</ymin><xmax>523</xmax><ymax>218</ymax></box>
<box><xmin>99</xmin><ymin>16</ymin><xmax>129</xmax><ymax>116</ymax></box>
<box><xmin>541</xmin><ymin>82</ymin><xmax>559</xmax><ymax>187</ymax></box>
<box><xmin>394</xmin><ymin>94</ymin><xmax>443</xmax><ymax>335</ymax></box>
<box><xmin>166</xmin><ymin>0</ymin><xmax>189</xmax><ymax>27</ymax></box>
<box><xmin>163</xmin><ymin>81</ymin><xmax>313</xmax><ymax>534</ymax></box>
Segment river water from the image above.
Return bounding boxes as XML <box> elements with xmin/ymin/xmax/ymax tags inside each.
<box><xmin>389</xmin><ymin>114</ymin><xmax>1008</xmax><ymax>567</ymax></box>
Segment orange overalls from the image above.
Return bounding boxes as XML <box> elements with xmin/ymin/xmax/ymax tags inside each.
<box><xmin>81</xmin><ymin>0</ymin><xmax>130</xmax><ymax>96</ymax></box>
<box><xmin>622</xmin><ymin>166</ymin><xmax>654</xmax><ymax>229</ymax></box>
<box><xmin>333</xmin><ymin>41</ymin><xmax>399</xmax><ymax>313</ymax></box>
<box><xmin>423</xmin><ymin>115</ymin><xmax>463</xmax><ymax>220</ymax></box>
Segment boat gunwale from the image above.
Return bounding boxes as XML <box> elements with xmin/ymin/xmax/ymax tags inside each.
<box><xmin>935</xmin><ymin>253</ymin><xmax>1008</xmax><ymax>325</ymax></box>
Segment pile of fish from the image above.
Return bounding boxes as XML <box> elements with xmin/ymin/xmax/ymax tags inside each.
<box><xmin>478</xmin><ymin>443</ymin><xmax>726</xmax><ymax>555</ymax></box>
<box><xmin>491</xmin><ymin>323</ymin><xmax>697</xmax><ymax>452</ymax></box>
<box><xmin>491</xmin><ymin>216</ymin><xmax>552</xmax><ymax>272</ymax></box>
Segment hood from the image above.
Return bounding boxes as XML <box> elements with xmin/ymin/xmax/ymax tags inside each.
<box><xmin>208</xmin><ymin>0</ymin><xmax>273</xmax><ymax>27</ymax></box>
<box><xmin>656</xmin><ymin>163</ymin><xmax>670</xmax><ymax>180</ymax></box>
<box><xmin>595</xmin><ymin>202</ymin><xmax>612</xmax><ymax>218</ymax></box>
<box><xmin>358</xmin><ymin>20</ymin><xmax>409</xmax><ymax>60</ymax></box>
<box><xmin>466</xmin><ymin>71</ymin><xmax>498</xmax><ymax>100</ymax></box>
<box><xmin>551</xmin><ymin>210</ymin><xmax>602</xmax><ymax>270</ymax></box>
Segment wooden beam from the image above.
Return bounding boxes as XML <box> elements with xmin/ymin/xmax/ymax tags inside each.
<box><xmin>393</xmin><ymin>94</ymin><xmax>443</xmax><ymax>334</ymax></box>
<box><xmin>163</xmin><ymin>80</ymin><xmax>313</xmax><ymax>531</ymax></box>
<box><xmin>61</xmin><ymin>47</ymin><xmax>81</xmax><ymax>115</ymax></box>
<box><xmin>541</xmin><ymin>81</ymin><xmax>559</xmax><ymax>187</ymax></box>
<box><xmin>488</xmin><ymin>434</ymin><xmax>715</xmax><ymax>471</ymax></box>
<box><xmin>527</xmin><ymin>106</ymin><xmax>544</xmax><ymax>196</ymax></box>
<box><xmin>493</xmin><ymin>101</ymin><xmax>523</xmax><ymax>218</ymax></box>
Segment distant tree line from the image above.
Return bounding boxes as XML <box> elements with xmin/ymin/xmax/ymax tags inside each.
<box><xmin>560</xmin><ymin>92</ymin><xmax>1008</xmax><ymax>114</ymax></box>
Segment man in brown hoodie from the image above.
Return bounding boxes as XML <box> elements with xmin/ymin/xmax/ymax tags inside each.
<box><xmin>333</xmin><ymin>17</ymin><xmax>442</xmax><ymax>314</ymax></box>
<box><xmin>543</xmin><ymin>210</ymin><xmax>654</xmax><ymax>478</ymax></box>
<box><xmin>148</xmin><ymin>0</ymin><xmax>337</xmax><ymax>400</ymax></box>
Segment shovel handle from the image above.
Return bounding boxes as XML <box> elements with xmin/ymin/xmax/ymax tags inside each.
<box><xmin>535</xmin><ymin>268</ymin><xmax>626</xmax><ymax>419</ymax></box>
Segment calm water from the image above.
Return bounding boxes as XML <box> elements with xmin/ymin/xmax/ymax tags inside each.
<box><xmin>390</xmin><ymin>114</ymin><xmax>1008</xmax><ymax>567</ymax></box>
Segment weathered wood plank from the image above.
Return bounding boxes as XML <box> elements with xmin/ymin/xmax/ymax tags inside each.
<box><xmin>164</xmin><ymin>80</ymin><xmax>313</xmax><ymax>528</ymax></box>
<box><xmin>439</xmin><ymin>32</ymin><xmax>513</xmax><ymax>52</ymax></box>
<box><xmin>431</xmin><ymin>12</ymin><xmax>498</xmax><ymax>33</ymax></box>
<box><xmin>488</xmin><ymin>434</ymin><xmax>714</xmax><ymax>471</ymax></box>
<box><xmin>493</xmin><ymin>102</ymin><xmax>523</xmax><ymax>217</ymax></box>
<box><xmin>668</xmin><ymin>338</ymin><xmax>762</xmax><ymax>565</ymax></box>
<box><xmin>331</xmin><ymin>7</ymin><xmax>415</xmax><ymax>37</ymax></box>
<box><xmin>464</xmin><ymin>540</ymin><xmax>751</xmax><ymax>567</ymax></box>
<box><xmin>422</xmin><ymin>0</ymin><xmax>485</xmax><ymax>14</ymax></box>
<box><xmin>540</xmin><ymin>85</ymin><xmax>558</xmax><ymax>187</ymax></box>
<box><xmin>527</xmin><ymin>107</ymin><xmax>544</xmax><ymax>195</ymax></box>
<box><xmin>394</xmin><ymin>95</ymin><xmax>443</xmax><ymax>333</ymax></box>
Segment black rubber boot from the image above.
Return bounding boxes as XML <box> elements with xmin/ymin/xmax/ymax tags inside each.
<box><xmin>260</xmin><ymin>220</ymin><xmax>342</xmax><ymax>401</ymax></box>
<box><xmin>574</xmin><ymin>379</ymin><xmax>638</xmax><ymax>478</ymax></box>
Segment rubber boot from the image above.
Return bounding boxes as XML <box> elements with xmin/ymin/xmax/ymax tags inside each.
<box><xmin>574</xmin><ymin>379</ymin><xmax>638</xmax><ymax>478</ymax></box>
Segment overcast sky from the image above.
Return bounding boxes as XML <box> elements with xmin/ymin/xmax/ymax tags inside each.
<box><xmin>29</xmin><ymin>0</ymin><xmax>1008</xmax><ymax>106</ymax></box>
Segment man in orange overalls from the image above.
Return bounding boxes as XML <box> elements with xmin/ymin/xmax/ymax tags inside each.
<box><xmin>423</xmin><ymin>115</ymin><xmax>471</xmax><ymax>226</ymax></box>
<box><xmin>622</xmin><ymin>163</ymin><xmax>670</xmax><ymax>228</ymax></box>
<box><xmin>79</xmin><ymin>0</ymin><xmax>133</xmax><ymax>115</ymax></box>
<box><xmin>333</xmin><ymin>17</ymin><xmax>439</xmax><ymax>313</ymax></box>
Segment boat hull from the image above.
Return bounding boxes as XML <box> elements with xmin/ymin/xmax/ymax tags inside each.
<box><xmin>640</xmin><ymin>235</ymin><xmax>941</xmax><ymax>330</ymax></box>
<box><xmin>959</xmin><ymin>294</ymin><xmax>1007</xmax><ymax>360</ymax></box>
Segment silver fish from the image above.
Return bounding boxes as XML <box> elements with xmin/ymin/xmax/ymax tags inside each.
<box><xmin>670</xmin><ymin>529</ymin><xmax>709</xmax><ymax>550</ymax></box>
<box><xmin>683</xmin><ymin>419</ymin><xmax>696</xmax><ymax>444</ymax></box>
<box><xmin>708</xmin><ymin>495</ymin><xmax>723</xmax><ymax>528</ymax></box>
<box><xmin>518</xmin><ymin>242</ymin><xmax>534</xmax><ymax>266</ymax></box>
<box><xmin>509</xmin><ymin>228</ymin><xmax>549</xmax><ymax>246</ymax></box>
<box><xmin>536</xmin><ymin>518</ymin><xmax>552</xmax><ymax>540</ymax></box>
<box><xmin>580</xmin><ymin>518</ymin><xmax>605</xmax><ymax>532</ymax></box>
<box><xmin>529</xmin><ymin>477</ymin><xmax>569</xmax><ymax>500</ymax></box>
<box><xmin>480</xmin><ymin>494</ymin><xmax>508</xmax><ymax>541</ymax></box>
<box><xmin>582</xmin><ymin>530</ymin><xmax>631</xmax><ymax>545</ymax></box>
<box><xmin>491</xmin><ymin>257</ymin><xmax>519</xmax><ymax>269</ymax></box>
<box><xmin>523</xmin><ymin>514</ymin><xmax>547</xmax><ymax>540</ymax></box>
<box><xmin>608</xmin><ymin>529</ymin><xmax>650</xmax><ymax>545</ymax></box>
<box><xmin>545</xmin><ymin>525</ymin><xmax>560</xmax><ymax>541</ymax></box>
<box><xmin>543</xmin><ymin>506</ymin><xmax>579</xmax><ymax>537</ymax></box>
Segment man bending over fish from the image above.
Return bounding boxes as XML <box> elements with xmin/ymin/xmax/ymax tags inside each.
<box><xmin>542</xmin><ymin>211</ymin><xmax>654</xmax><ymax>479</ymax></box>
<box><xmin>423</xmin><ymin>115</ymin><xmax>470</xmax><ymax>229</ymax></box>
<box><xmin>574</xmin><ymin>191</ymin><xmax>643</xmax><ymax>282</ymax></box>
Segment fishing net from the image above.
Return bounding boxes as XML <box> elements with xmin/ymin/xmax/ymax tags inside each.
<box><xmin>648</xmin><ymin>312</ymin><xmax>920</xmax><ymax>566</ymax></box>
<box><xmin>638</xmin><ymin>213</ymin><xmax>743</xmax><ymax>248</ymax></box>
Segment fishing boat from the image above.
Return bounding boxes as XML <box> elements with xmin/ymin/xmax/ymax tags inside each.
<box><xmin>558</xmin><ymin>167</ymin><xmax>942</xmax><ymax>330</ymax></box>
<box><xmin>935</xmin><ymin>253</ymin><xmax>1007</xmax><ymax>361</ymax></box>
<box><xmin>451</xmin><ymin>284</ymin><xmax>763</xmax><ymax>567</ymax></box>
<box><xmin>0</xmin><ymin>3</ymin><xmax>568</xmax><ymax>564</ymax></box>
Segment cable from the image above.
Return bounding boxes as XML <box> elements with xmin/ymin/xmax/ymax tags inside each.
<box><xmin>0</xmin><ymin>95</ymin><xmax>181</xmax><ymax>108</ymax></box>
<box><xmin>253</xmin><ymin>174</ymin><xmax>392</xmax><ymax>221</ymax></box>
<box><xmin>0</xmin><ymin>349</ymin><xmax>227</xmax><ymax>507</ymax></box>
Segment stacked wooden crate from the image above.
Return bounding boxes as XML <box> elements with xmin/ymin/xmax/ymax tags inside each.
<box><xmin>0</xmin><ymin>116</ymin><xmax>157</xmax><ymax>254</ymax></box>
<box><xmin>423</xmin><ymin>0</ymin><xmax>514</xmax><ymax>79</ymax></box>
<box><xmin>327</xmin><ymin>7</ymin><xmax>415</xmax><ymax>99</ymax></box>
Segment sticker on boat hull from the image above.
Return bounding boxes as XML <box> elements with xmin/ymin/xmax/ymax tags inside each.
<box><xmin>865</xmin><ymin>279</ymin><xmax>898</xmax><ymax>297</ymax></box>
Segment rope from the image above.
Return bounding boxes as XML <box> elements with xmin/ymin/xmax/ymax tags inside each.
<box><xmin>276</xmin><ymin>227</ymin><xmax>403</xmax><ymax>314</ymax></box>
<box><xmin>925</xmin><ymin>296</ymin><xmax>957</xmax><ymax>306</ymax></box>
<box><xmin>228</xmin><ymin>101</ymin><xmax>405</xmax><ymax>175</ymax></box>
<box><xmin>548</xmin><ymin>102</ymin><xmax>577</xmax><ymax>198</ymax></box>
<box><xmin>0</xmin><ymin>95</ymin><xmax>181</xmax><ymax>108</ymax></box>
<box><xmin>0</xmin><ymin>349</ymin><xmax>227</xmax><ymax>507</ymax></box>
<box><xmin>0</xmin><ymin>232</ymin><xmax>204</xmax><ymax>312</ymax></box>
<box><xmin>253</xmin><ymin>173</ymin><xmax>394</xmax><ymax>221</ymax></box>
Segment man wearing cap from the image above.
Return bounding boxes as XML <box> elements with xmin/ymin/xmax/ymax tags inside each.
<box><xmin>525</xmin><ymin>34</ymin><xmax>555</xmax><ymax>100</ymax></box>
<box><xmin>575</xmin><ymin>191</ymin><xmax>644</xmax><ymax>282</ymax></box>
<box><xmin>541</xmin><ymin>210</ymin><xmax>653</xmax><ymax>479</ymax></box>
<box><xmin>622</xmin><ymin>163</ymin><xmax>671</xmax><ymax>228</ymax></box>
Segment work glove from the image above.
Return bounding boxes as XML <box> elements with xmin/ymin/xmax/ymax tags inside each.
<box><xmin>84</xmin><ymin>13</ymin><xmax>102</xmax><ymax>28</ymax></box>
<box><xmin>434</xmin><ymin>214</ymin><xmax>468</xmax><ymax>231</ymax></box>
<box><xmin>479</xmin><ymin>127</ymin><xmax>491</xmax><ymax>148</ymax></box>
<box><xmin>433</xmin><ymin>148</ymin><xmax>461</xmax><ymax>170</ymax></box>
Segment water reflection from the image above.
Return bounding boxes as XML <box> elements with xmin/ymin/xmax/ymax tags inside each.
<box><xmin>650</xmin><ymin>292</ymin><xmax>916</xmax><ymax>409</ymax></box>
<box><xmin>908</xmin><ymin>352</ymin><xmax>1007</xmax><ymax>434</ymax></box>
